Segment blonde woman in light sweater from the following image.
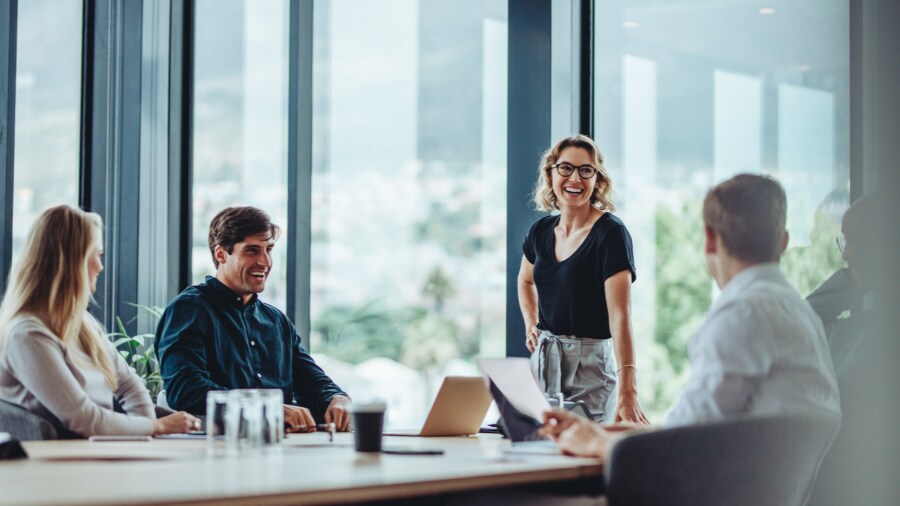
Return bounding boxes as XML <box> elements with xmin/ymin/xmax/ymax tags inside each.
<box><xmin>0</xmin><ymin>205</ymin><xmax>199</xmax><ymax>437</ymax></box>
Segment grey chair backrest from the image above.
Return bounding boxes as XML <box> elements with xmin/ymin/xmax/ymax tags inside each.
<box><xmin>0</xmin><ymin>400</ymin><xmax>58</xmax><ymax>441</ymax></box>
<box><xmin>154</xmin><ymin>404</ymin><xmax>175</xmax><ymax>418</ymax></box>
<box><xmin>604</xmin><ymin>413</ymin><xmax>841</xmax><ymax>506</ymax></box>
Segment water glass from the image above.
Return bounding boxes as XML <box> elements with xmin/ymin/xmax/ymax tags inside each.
<box><xmin>230</xmin><ymin>390</ymin><xmax>263</xmax><ymax>450</ymax></box>
<box><xmin>260</xmin><ymin>389</ymin><xmax>284</xmax><ymax>445</ymax></box>
<box><xmin>206</xmin><ymin>389</ymin><xmax>284</xmax><ymax>455</ymax></box>
<box><xmin>206</xmin><ymin>390</ymin><xmax>232</xmax><ymax>454</ymax></box>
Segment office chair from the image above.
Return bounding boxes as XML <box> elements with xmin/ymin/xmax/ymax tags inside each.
<box><xmin>0</xmin><ymin>400</ymin><xmax>58</xmax><ymax>441</ymax></box>
<box><xmin>113</xmin><ymin>396</ymin><xmax>175</xmax><ymax>419</ymax></box>
<box><xmin>1</xmin><ymin>395</ymin><xmax>177</xmax><ymax>443</ymax></box>
<box><xmin>604</xmin><ymin>413</ymin><xmax>840</xmax><ymax>506</ymax></box>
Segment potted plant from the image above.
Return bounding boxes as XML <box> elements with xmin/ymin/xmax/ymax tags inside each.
<box><xmin>107</xmin><ymin>303</ymin><xmax>164</xmax><ymax>402</ymax></box>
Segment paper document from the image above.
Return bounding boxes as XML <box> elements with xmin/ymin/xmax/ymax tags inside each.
<box><xmin>477</xmin><ymin>358</ymin><xmax>550</xmax><ymax>421</ymax></box>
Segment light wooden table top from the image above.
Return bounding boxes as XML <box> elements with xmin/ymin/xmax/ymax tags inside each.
<box><xmin>0</xmin><ymin>433</ymin><xmax>603</xmax><ymax>506</ymax></box>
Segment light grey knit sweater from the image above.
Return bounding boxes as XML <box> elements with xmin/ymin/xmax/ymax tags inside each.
<box><xmin>0</xmin><ymin>315</ymin><xmax>156</xmax><ymax>436</ymax></box>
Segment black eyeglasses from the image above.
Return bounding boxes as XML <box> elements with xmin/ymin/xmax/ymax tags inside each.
<box><xmin>836</xmin><ymin>236</ymin><xmax>846</xmax><ymax>254</ymax></box>
<box><xmin>553</xmin><ymin>162</ymin><xmax>598</xmax><ymax>179</ymax></box>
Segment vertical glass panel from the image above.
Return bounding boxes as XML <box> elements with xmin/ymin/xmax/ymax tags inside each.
<box><xmin>192</xmin><ymin>0</ymin><xmax>289</xmax><ymax>308</ymax></box>
<box><xmin>12</xmin><ymin>0</ymin><xmax>82</xmax><ymax>258</ymax></box>
<box><xmin>595</xmin><ymin>1</ymin><xmax>850</xmax><ymax>419</ymax></box>
<box><xmin>714</xmin><ymin>71</ymin><xmax>762</xmax><ymax>177</ymax></box>
<box><xmin>310</xmin><ymin>0</ymin><xmax>508</xmax><ymax>428</ymax></box>
<box><xmin>778</xmin><ymin>84</ymin><xmax>836</xmax><ymax>256</ymax></box>
<box><xmin>550</xmin><ymin>0</ymin><xmax>575</xmax><ymax>139</ymax></box>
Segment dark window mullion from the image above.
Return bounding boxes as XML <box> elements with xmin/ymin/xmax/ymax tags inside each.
<box><xmin>78</xmin><ymin>0</ymin><xmax>95</xmax><ymax>211</ymax></box>
<box><xmin>579</xmin><ymin>0</ymin><xmax>594</xmax><ymax>137</ymax></box>
<box><xmin>80</xmin><ymin>0</ymin><xmax>144</xmax><ymax>333</ymax></box>
<box><xmin>287</xmin><ymin>0</ymin><xmax>314</xmax><ymax>348</ymax></box>
<box><xmin>507</xmin><ymin>0</ymin><xmax>552</xmax><ymax>357</ymax></box>
<box><xmin>0</xmin><ymin>0</ymin><xmax>18</xmax><ymax>292</ymax></box>
<box><xmin>169</xmin><ymin>0</ymin><xmax>194</xmax><ymax>293</ymax></box>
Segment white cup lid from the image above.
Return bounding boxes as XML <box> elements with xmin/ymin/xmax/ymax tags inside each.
<box><xmin>349</xmin><ymin>400</ymin><xmax>387</xmax><ymax>413</ymax></box>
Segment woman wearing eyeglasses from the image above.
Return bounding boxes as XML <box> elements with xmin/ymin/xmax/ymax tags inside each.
<box><xmin>518</xmin><ymin>134</ymin><xmax>648</xmax><ymax>424</ymax></box>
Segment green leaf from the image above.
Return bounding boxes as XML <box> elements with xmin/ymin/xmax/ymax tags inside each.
<box><xmin>112</xmin><ymin>337</ymin><xmax>133</xmax><ymax>347</ymax></box>
<box><xmin>115</xmin><ymin>317</ymin><xmax>128</xmax><ymax>337</ymax></box>
<box><xmin>126</xmin><ymin>302</ymin><xmax>165</xmax><ymax>319</ymax></box>
<box><xmin>104</xmin><ymin>301</ymin><xmax>165</xmax><ymax>392</ymax></box>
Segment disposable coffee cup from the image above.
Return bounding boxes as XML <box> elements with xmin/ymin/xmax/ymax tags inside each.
<box><xmin>350</xmin><ymin>401</ymin><xmax>386</xmax><ymax>452</ymax></box>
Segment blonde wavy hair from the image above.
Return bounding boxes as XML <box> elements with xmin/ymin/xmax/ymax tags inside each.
<box><xmin>531</xmin><ymin>134</ymin><xmax>615</xmax><ymax>212</ymax></box>
<box><xmin>0</xmin><ymin>205</ymin><xmax>117</xmax><ymax>389</ymax></box>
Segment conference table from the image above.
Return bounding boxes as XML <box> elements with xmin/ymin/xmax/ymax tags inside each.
<box><xmin>0</xmin><ymin>433</ymin><xmax>604</xmax><ymax>505</ymax></box>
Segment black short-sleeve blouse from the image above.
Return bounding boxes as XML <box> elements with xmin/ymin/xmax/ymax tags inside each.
<box><xmin>523</xmin><ymin>213</ymin><xmax>636</xmax><ymax>339</ymax></box>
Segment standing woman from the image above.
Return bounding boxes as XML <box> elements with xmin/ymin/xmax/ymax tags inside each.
<box><xmin>518</xmin><ymin>135</ymin><xmax>648</xmax><ymax>424</ymax></box>
<box><xmin>0</xmin><ymin>205</ymin><xmax>198</xmax><ymax>437</ymax></box>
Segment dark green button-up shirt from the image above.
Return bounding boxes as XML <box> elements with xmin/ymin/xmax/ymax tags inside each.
<box><xmin>155</xmin><ymin>276</ymin><xmax>347</xmax><ymax>419</ymax></box>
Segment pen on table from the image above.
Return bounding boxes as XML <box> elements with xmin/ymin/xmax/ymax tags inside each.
<box><xmin>286</xmin><ymin>422</ymin><xmax>336</xmax><ymax>441</ymax></box>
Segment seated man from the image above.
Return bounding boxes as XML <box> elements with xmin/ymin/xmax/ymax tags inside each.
<box><xmin>807</xmin><ymin>192</ymin><xmax>879</xmax><ymax>374</ymax></box>
<box><xmin>806</xmin><ymin>192</ymin><xmax>888</xmax><ymax>505</ymax></box>
<box><xmin>543</xmin><ymin>174</ymin><xmax>841</xmax><ymax>457</ymax></box>
<box><xmin>156</xmin><ymin>206</ymin><xmax>350</xmax><ymax>431</ymax></box>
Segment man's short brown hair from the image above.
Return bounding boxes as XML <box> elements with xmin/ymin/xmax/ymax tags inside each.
<box><xmin>703</xmin><ymin>174</ymin><xmax>787</xmax><ymax>263</ymax></box>
<box><xmin>208</xmin><ymin>206</ymin><xmax>281</xmax><ymax>268</ymax></box>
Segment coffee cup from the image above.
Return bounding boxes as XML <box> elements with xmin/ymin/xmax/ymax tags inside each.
<box><xmin>349</xmin><ymin>401</ymin><xmax>386</xmax><ymax>452</ymax></box>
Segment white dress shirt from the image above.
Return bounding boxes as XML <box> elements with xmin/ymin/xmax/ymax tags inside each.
<box><xmin>666</xmin><ymin>264</ymin><xmax>841</xmax><ymax>426</ymax></box>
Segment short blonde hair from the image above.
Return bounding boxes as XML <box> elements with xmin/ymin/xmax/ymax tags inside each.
<box><xmin>0</xmin><ymin>205</ymin><xmax>117</xmax><ymax>389</ymax></box>
<box><xmin>703</xmin><ymin>174</ymin><xmax>787</xmax><ymax>263</ymax></box>
<box><xmin>531</xmin><ymin>134</ymin><xmax>615</xmax><ymax>212</ymax></box>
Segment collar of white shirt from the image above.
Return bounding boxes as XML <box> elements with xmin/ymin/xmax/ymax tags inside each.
<box><xmin>713</xmin><ymin>263</ymin><xmax>785</xmax><ymax>310</ymax></box>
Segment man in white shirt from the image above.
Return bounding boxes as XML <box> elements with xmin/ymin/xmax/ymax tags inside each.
<box><xmin>542</xmin><ymin>174</ymin><xmax>841</xmax><ymax>458</ymax></box>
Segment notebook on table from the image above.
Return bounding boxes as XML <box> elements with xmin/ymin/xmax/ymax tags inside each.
<box><xmin>382</xmin><ymin>376</ymin><xmax>493</xmax><ymax>437</ymax></box>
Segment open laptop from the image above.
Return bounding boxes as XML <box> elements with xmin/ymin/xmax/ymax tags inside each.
<box><xmin>382</xmin><ymin>376</ymin><xmax>493</xmax><ymax>437</ymax></box>
<box><xmin>478</xmin><ymin>358</ymin><xmax>562</xmax><ymax>453</ymax></box>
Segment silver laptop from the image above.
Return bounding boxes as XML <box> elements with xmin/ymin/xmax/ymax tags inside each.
<box><xmin>383</xmin><ymin>376</ymin><xmax>492</xmax><ymax>437</ymax></box>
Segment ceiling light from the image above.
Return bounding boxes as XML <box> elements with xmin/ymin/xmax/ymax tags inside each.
<box><xmin>759</xmin><ymin>7</ymin><xmax>775</xmax><ymax>15</ymax></box>
<box><xmin>622</xmin><ymin>21</ymin><xmax>639</xmax><ymax>29</ymax></box>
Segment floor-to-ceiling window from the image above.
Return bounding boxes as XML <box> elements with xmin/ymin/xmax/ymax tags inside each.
<box><xmin>594</xmin><ymin>0</ymin><xmax>850</xmax><ymax>420</ymax></box>
<box><xmin>191</xmin><ymin>0</ymin><xmax>289</xmax><ymax>309</ymax></box>
<box><xmin>309</xmin><ymin>0</ymin><xmax>508</xmax><ymax>428</ymax></box>
<box><xmin>2</xmin><ymin>0</ymin><xmax>862</xmax><ymax>429</ymax></box>
<box><xmin>11</xmin><ymin>0</ymin><xmax>82</xmax><ymax>259</ymax></box>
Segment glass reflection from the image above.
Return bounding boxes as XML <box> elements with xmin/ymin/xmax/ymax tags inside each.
<box><xmin>595</xmin><ymin>0</ymin><xmax>850</xmax><ymax>420</ymax></box>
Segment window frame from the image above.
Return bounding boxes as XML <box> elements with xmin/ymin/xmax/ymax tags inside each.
<box><xmin>0</xmin><ymin>0</ymin><xmax>875</xmax><ymax>350</ymax></box>
<box><xmin>0</xmin><ymin>0</ymin><xmax>17</xmax><ymax>294</ymax></box>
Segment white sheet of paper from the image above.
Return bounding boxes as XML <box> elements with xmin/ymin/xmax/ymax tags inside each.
<box><xmin>478</xmin><ymin>357</ymin><xmax>551</xmax><ymax>421</ymax></box>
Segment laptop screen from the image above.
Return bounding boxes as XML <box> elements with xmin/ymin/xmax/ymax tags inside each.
<box><xmin>487</xmin><ymin>380</ymin><xmax>548</xmax><ymax>443</ymax></box>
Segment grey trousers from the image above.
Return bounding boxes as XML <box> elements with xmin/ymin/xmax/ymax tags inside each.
<box><xmin>530</xmin><ymin>330</ymin><xmax>617</xmax><ymax>422</ymax></box>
